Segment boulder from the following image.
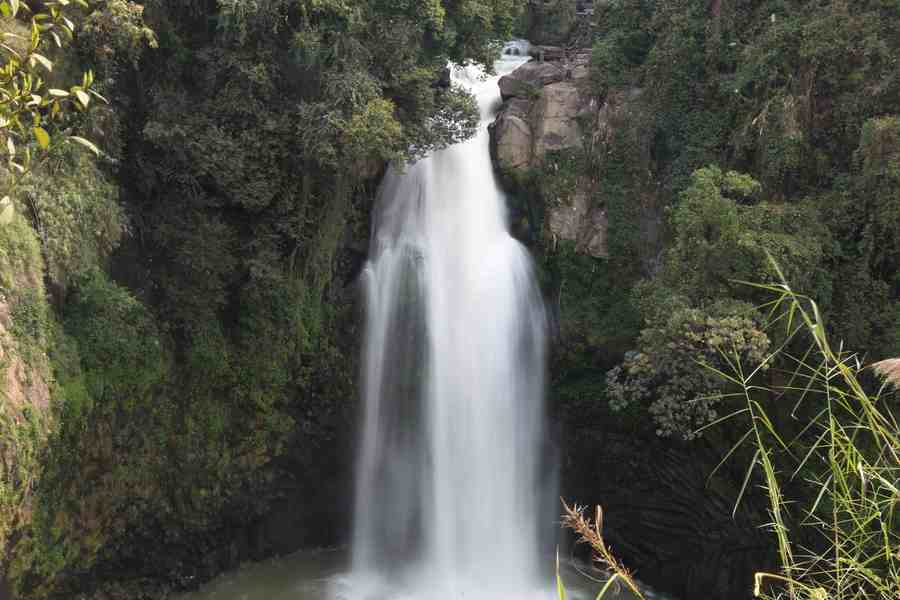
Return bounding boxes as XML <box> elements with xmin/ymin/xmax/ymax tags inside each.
<box><xmin>570</xmin><ymin>51</ymin><xmax>592</xmax><ymax>80</ymax></box>
<box><xmin>498</xmin><ymin>61</ymin><xmax>567</xmax><ymax>100</ymax></box>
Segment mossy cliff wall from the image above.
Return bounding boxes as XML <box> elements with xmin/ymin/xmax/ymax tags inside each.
<box><xmin>1</xmin><ymin>1</ymin><xmax>527</xmax><ymax>598</ymax></box>
<box><xmin>491</xmin><ymin>2</ymin><xmax>900</xmax><ymax>598</ymax></box>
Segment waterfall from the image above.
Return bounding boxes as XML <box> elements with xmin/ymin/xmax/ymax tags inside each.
<box><xmin>352</xmin><ymin>43</ymin><xmax>551</xmax><ymax>599</ymax></box>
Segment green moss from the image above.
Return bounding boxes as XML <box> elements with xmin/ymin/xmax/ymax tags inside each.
<box><xmin>18</xmin><ymin>147</ymin><xmax>122</xmax><ymax>289</ymax></box>
<box><xmin>9</xmin><ymin>287</ymin><xmax>51</xmax><ymax>369</ymax></box>
<box><xmin>0</xmin><ymin>213</ymin><xmax>44</xmax><ymax>295</ymax></box>
<box><xmin>63</xmin><ymin>270</ymin><xmax>167</xmax><ymax>408</ymax></box>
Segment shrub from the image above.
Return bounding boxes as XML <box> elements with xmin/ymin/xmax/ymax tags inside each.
<box><xmin>607</xmin><ymin>304</ymin><xmax>770</xmax><ymax>440</ymax></box>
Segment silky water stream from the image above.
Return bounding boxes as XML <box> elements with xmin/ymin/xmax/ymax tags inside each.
<box><xmin>181</xmin><ymin>43</ymin><xmax>640</xmax><ymax>600</ymax></box>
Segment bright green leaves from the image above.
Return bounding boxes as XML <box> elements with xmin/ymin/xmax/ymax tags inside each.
<box><xmin>1</xmin><ymin>2</ymin><xmax>107</xmax><ymax>217</ymax></box>
<box><xmin>343</xmin><ymin>97</ymin><xmax>402</xmax><ymax>163</ymax></box>
<box><xmin>33</xmin><ymin>126</ymin><xmax>49</xmax><ymax>149</ymax></box>
<box><xmin>0</xmin><ymin>0</ymin><xmax>21</xmax><ymax>18</ymax></box>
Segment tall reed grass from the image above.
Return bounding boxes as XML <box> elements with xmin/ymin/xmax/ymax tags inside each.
<box><xmin>712</xmin><ymin>262</ymin><xmax>899</xmax><ymax>600</ymax></box>
<box><xmin>561</xmin><ymin>260</ymin><xmax>898</xmax><ymax>600</ymax></box>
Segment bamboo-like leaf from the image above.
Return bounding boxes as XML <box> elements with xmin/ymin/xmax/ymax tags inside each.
<box><xmin>33</xmin><ymin>126</ymin><xmax>49</xmax><ymax>149</ymax></box>
<box><xmin>89</xmin><ymin>89</ymin><xmax>109</xmax><ymax>104</ymax></box>
<box><xmin>596</xmin><ymin>574</ymin><xmax>621</xmax><ymax>600</ymax></box>
<box><xmin>555</xmin><ymin>548</ymin><xmax>567</xmax><ymax>600</ymax></box>
<box><xmin>9</xmin><ymin>0</ymin><xmax>19</xmax><ymax>17</ymax></box>
<box><xmin>29</xmin><ymin>52</ymin><xmax>53</xmax><ymax>72</ymax></box>
<box><xmin>7</xmin><ymin>136</ymin><xmax>15</xmax><ymax>156</ymax></box>
<box><xmin>708</xmin><ymin>427</ymin><xmax>754</xmax><ymax>483</ymax></box>
<box><xmin>48</xmin><ymin>88</ymin><xmax>69</xmax><ymax>97</ymax></box>
<box><xmin>68</xmin><ymin>135</ymin><xmax>100</xmax><ymax>156</ymax></box>
<box><xmin>0</xmin><ymin>43</ymin><xmax>22</xmax><ymax>59</ymax></box>
<box><xmin>75</xmin><ymin>89</ymin><xmax>89</xmax><ymax>107</ymax></box>
<box><xmin>734</xmin><ymin>448</ymin><xmax>760</xmax><ymax>518</ymax></box>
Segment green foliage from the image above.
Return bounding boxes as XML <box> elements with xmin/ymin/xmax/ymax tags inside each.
<box><xmin>0</xmin><ymin>208</ymin><xmax>42</xmax><ymax>293</ymax></box>
<box><xmin>9</xmin><ymin>285</ymin><xmax>50</xmax><ymax>364</ymax></box>
<box><xmin>610</xmin><ymin>166</ymin><xmax>829</xmax><ymax>441</ymax></box>
<box><xmin>63</xmin><ymin>269</ymin><xmax>165</xmax><ymax>406</ymax></box>
<box><xmin>523</xmin><ymin>0</ymin><xmax>575</xmax><ymax>45</ymax></box>
<box><xmin>0</xmin><ymin>211</ymin><xmax>50</xmax><ymax>371</ymax></box>
<box><xmin>0</xmin><ymin>397</ymin><xmax>50</xmax><ymax>570</ymax></box>
<box><xmin>653</xmin><ymin>166</ymin><xmax>829</xmax><ymax>308</ymax></box>
<box><xmin>1</xmin><ymin>0</ymin><xmax>107</xmax><ymax>212</ymax></box>
<box><xmin>79</xmin><ymin>0</ymin><xmax>157</xmax><ymax>71</ymax></box>
<box><xmin>17</xmin><ymin>145</ymin><xmax>122</xmax><ymax>289</ymax></box>
<box><xmin>607</xmin><ymin>303</ymin><xmax>770</xmax><ymax>440</ymax></box>
<box><xmin>541</xmin><ymin>240</ymin><xmax>641</xmax><ymax>424</ymax></box>
<box><xmin>590</xmin><ymin>0</ymin><xmax>653</xmax><ymax>98</ymax></box>
<box><xmin>717</xmin><ymin>275</ymin><xmax>899</xmax><ymax>600</ymax></box>
<box><xmin>0</xmin><ymin>0</ymin><xmax>527</xmax><ymax>597</ymax></box>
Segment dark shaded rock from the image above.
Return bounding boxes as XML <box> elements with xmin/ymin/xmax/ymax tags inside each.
<box><xmin>559</xmin><ymin>419</ymin><xmax>779</xmax><ymax>600</ymax></box>
<box><xmin>434</xmin><ymin>66</ymin><xmax>451</xmax><ymax>89</ymax></box>
<box><xmin>525</xmin><ymin>1</ymin><xmax>577</xmax><ymax>45</ymax></box>
<box><xmin>529</xmin><ymin>45</ymin><xmax>567</xmax><ymax>62</ymax></box>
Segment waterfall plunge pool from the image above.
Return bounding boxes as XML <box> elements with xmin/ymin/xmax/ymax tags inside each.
<box><xmin>177</xmin><ymin>548</ymin><xmax>649</xmax><ymax>600</ymax></box>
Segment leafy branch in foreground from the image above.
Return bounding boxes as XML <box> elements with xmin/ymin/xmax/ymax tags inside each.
<box><xmin>713</xmin><ymin>257</ymin><xmax>900</xmax><ymax>600</ymax></box>
<box><xmin>559</xmin><ymin>501</ymin><xmax>647</xmax><ymax>600</ymax></box>
<box><xmin>1</xmin><ymin>0</ymin><xmax>104</xmax><ymax>222</ymax></box>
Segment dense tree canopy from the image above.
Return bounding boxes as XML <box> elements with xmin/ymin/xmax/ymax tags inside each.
<box><xmin>1</xmin><ymin>1</ymin><xmax>525</xmax><ymax>598</ymax></box>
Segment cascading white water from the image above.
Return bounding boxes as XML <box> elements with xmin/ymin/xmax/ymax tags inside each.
<box><xmin>351</xmin><ymin>42</ymin><xmax>550</xmax><ymax>599</ymax></box>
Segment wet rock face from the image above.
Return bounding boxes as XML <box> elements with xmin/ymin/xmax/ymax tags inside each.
<box><xmin>559</xmin><ymin>421</ymin><xmax>779</xmax><ymax>600</ymax></box>
<box><xmin>491</xmin><ymin>50</ymin><xmax>594</xmax><ymax>173</ymax></box>
<box><xmin>490</xmin><ymin>49</ymin><xmax>609</xmax><ymax>257</ymax></box>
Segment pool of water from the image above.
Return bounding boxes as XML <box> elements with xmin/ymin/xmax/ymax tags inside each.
<box><xmin>177</xmin><ymin>549</ymin><xmax>652</xmax><ymax>600</ymax></box>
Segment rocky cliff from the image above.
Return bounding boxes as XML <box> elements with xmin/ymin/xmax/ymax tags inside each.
<box><xmin>490</xmin><ymin>45</ymin><xmax>609</xmax><ymax>259</ymax></box>
<box><xmin>490</xmin><ymin>45</ymin><xmax>777</xmax><ymax>600</ymax></box>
